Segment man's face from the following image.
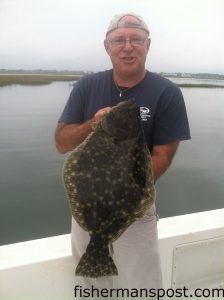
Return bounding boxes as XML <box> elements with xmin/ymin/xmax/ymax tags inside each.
<box><xmin>104</xmin><ymin>21</ymin><xmax>150</xmax><ymax>79</ymax></box>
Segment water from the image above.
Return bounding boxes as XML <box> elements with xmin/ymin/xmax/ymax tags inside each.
<box><xmin>0</xmin><ymin>83</ymin><xmax>71</xmax><ymax>245</ymax></box>
<box><xmin>0</xmin><ymin>80</ymin><xmax>224</xmax><ymax>245</ymax></box>
<box><xmin>156</xmin><ymin>87</ymin><xmax>224</xmax><ymax>217</ymax></box>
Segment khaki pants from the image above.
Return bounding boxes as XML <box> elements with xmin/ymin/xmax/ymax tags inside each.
<box><xmin>71</xmin><ymin>204</ymin><xmax>163</xmax><ymax>291</ymax></box>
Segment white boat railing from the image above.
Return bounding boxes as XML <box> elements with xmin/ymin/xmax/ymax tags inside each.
<box><xmin>1</xmin><ymin>208</ymin><xmax>224</xmax><ymax>299</ymax></box>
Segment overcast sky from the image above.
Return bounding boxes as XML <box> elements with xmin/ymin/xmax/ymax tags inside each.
<box><xmin>0</xmin><ymin>0</ymin><xmax>224</xmax><ymax>73</ymax></box>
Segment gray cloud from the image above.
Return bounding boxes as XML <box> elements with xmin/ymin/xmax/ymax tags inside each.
<box><xmin>0</xmin><ymin>0</ymin><xmax>224</xmax><ymax>73</ymax></box>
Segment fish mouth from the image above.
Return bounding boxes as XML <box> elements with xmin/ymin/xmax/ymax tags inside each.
<box><xmin>116</xmin><ymin>98</ymin><xmax>137</xmax><ymax>109</ymax></box>
<box><xmin>126</xmin><ymin>98</ymin><xmax>137</xmax><ymax>107</ymax></box>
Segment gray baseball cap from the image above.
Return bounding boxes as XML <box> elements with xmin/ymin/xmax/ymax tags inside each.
<box><xmin>106</xmin><ymin>13</ymin><xmax>150</xmax><ymax>36</ymax></box>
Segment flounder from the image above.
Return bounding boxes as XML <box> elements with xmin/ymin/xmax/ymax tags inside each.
<box><xmin>62</xmin><ymin>99</ymin><xmax>155</xmax><ymax>278</ymax></box>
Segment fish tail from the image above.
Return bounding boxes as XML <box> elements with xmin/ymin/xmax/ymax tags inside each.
<box><xmin>75</xmin><ymin>251</ymin><xmax>118</xmax><ymax>278</ymax></box>
<box><xmin>75</xmin><ymin>236</ymin><xmax>118</xmax><ymax>278</ymax></box>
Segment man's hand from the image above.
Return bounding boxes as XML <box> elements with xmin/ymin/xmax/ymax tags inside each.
<box><xmin>55</xmin><ymin>107</ymin><xmax>112</xmax><ymax>154</ymax></box>
<box><xmin>94</xmin><ymin>107</ymin><xmax>112</xmax><ymax>123</ymax></box>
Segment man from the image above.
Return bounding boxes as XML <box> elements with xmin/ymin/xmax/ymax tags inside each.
<box><xmin>55</xmin><ymin>13</ymin><xmax>190</xmax><ymax>291</ymax></box>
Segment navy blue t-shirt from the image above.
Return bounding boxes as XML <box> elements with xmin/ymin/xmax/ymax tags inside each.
<box><xmin>59</xmin><ymin>70</ymin><xmax>190</xmax><ymax>150</ymax></box>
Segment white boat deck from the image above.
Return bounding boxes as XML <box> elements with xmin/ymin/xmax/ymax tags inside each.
<box><xmin>1</xmin><ymin>208</ymin><xmax>224</xmax><ymax>299</ymax></box>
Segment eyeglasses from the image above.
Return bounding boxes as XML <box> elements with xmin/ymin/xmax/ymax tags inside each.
<box><xmin>109</xmin><ymin>37</ymin><xmax>149</xmax><ymax>48</ymax></box>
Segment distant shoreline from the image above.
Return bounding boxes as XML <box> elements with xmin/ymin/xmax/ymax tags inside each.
<box><xmin>176</xmin><ymin>83</ymin><xmax>224</xmax><ymax>88</ymax></box>
<box><xmin>0</xmin><ymin>74</ymin><xmax>82</xmax><ymax>87</ymax></box>
<box><xmin>0</xmin><ymin>73</ymin><xmax>224</xmax><ymax>88</ymax></box>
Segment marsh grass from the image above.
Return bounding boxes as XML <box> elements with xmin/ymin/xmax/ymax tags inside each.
<box><xmin>178</xmin><ymin>83</ymin><xmax>224</xmax><ymax>88</ymax></box>
<box><xmin>0</xmin><ymin>74</ymin><xmax>82</xmax><ymax>87</ymax></box>
<box><xmin>1</xmin><ymin>74</ymin><xmax>224</xmax><ymax>88</ymax></box>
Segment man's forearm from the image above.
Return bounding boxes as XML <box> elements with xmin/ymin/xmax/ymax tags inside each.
<box><xmin>55</xmin><ymin>119</ymin><xmax>94</xmax><ymax>154</ymax></box>
<box><xmin>150</xmin><ymin>142</ymin><xmax>179</xmax><ymax>182</ymax></box>
<box><xmin>151</xmin><ymin>155</ymin><xmax>172</xmax><ymax>182</ymax></box>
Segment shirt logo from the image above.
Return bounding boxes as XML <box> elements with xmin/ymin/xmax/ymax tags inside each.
<box><xmin>140</xmin><ymin>107</ymin><xmax>151</xmax><ymax>121</ymax></box>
